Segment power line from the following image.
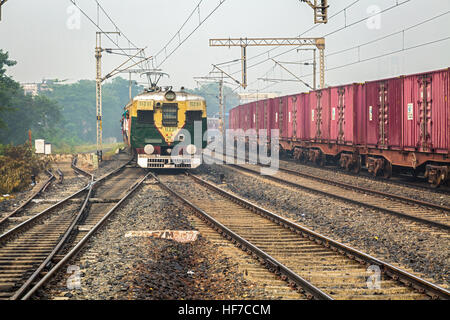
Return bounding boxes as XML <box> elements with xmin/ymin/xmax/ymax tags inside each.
<box><xmin>260</xmin><ymin>36</ymin><xmax>450</xmax><ymax>92</ymax></box>
<box><xmin>281</xmin><ymin>10</ymin><xmax>450</xmax><ymax>67</ymax></box>
<box><xmin>228</xmin><ymin>0</ymin><xmax>413</xmax><ymax>80</ymax></box>
<box><xmin>155</xmin><ymin>0</ymin><xmax>227</xmax><ymax>68</ymax></box>
<box><xmin>222</xmin><ymin>0</ymin><xmax>362</xmax><ymax>70</ymax></box>
<box><xmin>68</xmin><ymin>0</ymin><xmax>147</xmax><ymax>70</ymax></box>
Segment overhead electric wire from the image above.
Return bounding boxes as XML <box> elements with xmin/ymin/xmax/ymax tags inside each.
<box><xmin>270</xmin><ymin>10</ymin><xmax>450</xmax><ymax>69</ymax></box>
<box><xmin>259</xmin><ymin>36</ymin><xmax>450</xmax><ymax>92</ymax></box>
<box><xmin>68</xmin><ymin>0</ymin><xmax>149</xmax><ymax>74</ymax></box>
<box><xmin>222</xmin><ymin>0</ymin><xmax>363</xmax><ymax>71</ymax></box>
<box><xmin>233</xmin><ymin>0</ymin><xmax>413</xmax><ymax>78</ymax></box>
<box><xmin>224</xmin><ymin>0</ymin><xmax>413</xmax><ymax>93</ymax></box>
<box><xmin>155</xmin><ymin>0</ymin><xmax>227</xmax><ymax>68</ymax></box>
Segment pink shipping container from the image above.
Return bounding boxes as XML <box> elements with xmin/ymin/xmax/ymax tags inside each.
<box><xmin>403</xmin><ymin>68</ymin><xmax>449</xmax><ymax>154</ymax></box>
<box><xmin>277</xmin><ymin>95</ymin><xmax>291</xmax><ymax>140</ymax></box>
<box><xmin>250</xmin><ymin>102</ymin><xmax>257</xmax><ymax>131</ymax></box>
<box><xmin>329</xmin><ymin>84</ymin><xmax>357</xmax><ymax>145</ymax></box>
<box><xmin>364</xmin><ymin>77</ymin><xmax>403</xmax><ymax>149</ymax></box>
<box><xmin>266</xmin><ymin>98</ymin><xmax>278</xmax><ymax>139</ymax></box>
<box><xmin>309</xmin><ymin>88</ymin><xmax>331</xmax><ymax>141</ymax></box>
<box><xmin>353</xmin><ymin>83</ymin><xmax>366</xmax><ymax>145</ymax></box>
<box><xmin>229</xmin><ymin>108</ymin><xmax>235</xmax><ymax>130</ymax></box>
<box><xmin>256</xmin><ymin>100</ymin><xmax>266</xmax><ymax>135</ymax></box>
<box><xmin>293</xmin><ymin>93</ymin><xmax>310</xmax><ymax>140</ymax></box>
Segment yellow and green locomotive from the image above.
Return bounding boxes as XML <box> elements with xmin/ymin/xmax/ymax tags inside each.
<box><xmin>121</xmin><ymin>87</ymin><xmax>207</xmax><ymax>169</ymax></box>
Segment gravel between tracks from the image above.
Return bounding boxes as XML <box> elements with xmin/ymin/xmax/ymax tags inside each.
<box><xmin>0</xmin><ymin>153</ymin><xmax>130</xmax><ymax>221</ymax></box>
<box><xmin>197</xmin><ymin>163</ymin><xmax>450</xmax><ymax>289</ymax></box>
<box><xmin>36</xmin><ymin>182</ymin><xmax>271</xmax><ymax>300</ymax></box>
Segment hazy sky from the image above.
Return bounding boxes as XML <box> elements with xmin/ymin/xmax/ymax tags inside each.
<box><xmin>0</xmin><ymin>0</ymin><xmax>449</xmax><ymax>96</ymax></box>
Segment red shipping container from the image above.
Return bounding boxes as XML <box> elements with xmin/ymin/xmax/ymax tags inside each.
<box><xmin>294</xmin><ymin>93</ymin><xmax>310</xmax><ymax>140</ymax></box>
<box><xmin>277</xmin><ymin>96</ymin><xmax>290</xmax><ymax>139</ymax></box>
<box><xmin>250</xmin><ymin>102</ymin><xmax>257</xmax><ymax>131</ymax></box>
<box><xmin>403</xmin><ymin>68</ymin><xmax>449</xmax><ymax>153</ymax></box>
<box><xmin>309</xmin><ymin>89</ymin><xmax>331</xmax><ymax>141</ymax></box>
<box><xmin>267</xmin><ymin>98</ymin><xmax>278</xmax><ymax>139</ymax></box>
<box><xmin>364</xmin><ymin>77</ymin><xmax>403</xmax><ymax>148</ymax></box>
<box><xmin>353</xmin><ymin>83</ymin><xmax>366</xmax><ymax>145</ymax></box>
<box><xmin>329</xmin><ymin>84</ymin><xmax>359</xmax><ymax>145</ymax></box>
<box><xmin>256</xmin><ymin>100</ymin><xmax>266</xmax><ymax>134</ymax></box>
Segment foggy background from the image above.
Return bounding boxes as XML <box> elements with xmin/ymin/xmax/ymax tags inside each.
<box><xmin>0</xmin><ymin>0</ymin><xmax>449</xmax><ymax>96</ymax></box>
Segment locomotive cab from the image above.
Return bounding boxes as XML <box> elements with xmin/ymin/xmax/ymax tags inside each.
<box><xmin>123</xmin><ymin>87</ymin><xmax>207</xmax><ymax>169</ymax></box>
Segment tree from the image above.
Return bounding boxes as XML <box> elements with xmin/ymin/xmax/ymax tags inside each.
<box><xmin>0</xmin><ymin>49</ymin><xmax>64</xmax><ymax>145</ymax></box>
<box><xmin>0</xmin><ymin>50</ymin><xmax>20</xmax><ymax>128</ymax></box>
<box><xmin>188</xmin><ymin>83</ymin><xmax>240</xmax><ymax>118</ymax></box>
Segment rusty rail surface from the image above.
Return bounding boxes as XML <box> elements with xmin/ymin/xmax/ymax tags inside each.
<box><xmin>21</xmin><ymin>171</ymin><xmax>150</xmax><ymax>300</ymax></box>
<box><xmin>0</xmin><ymin>156</ymin><xmax>133</xmax><ymax>300</ymax></box>
<box><xmin>157</xmin><ymin>172</ymin><xmax>450</xmax><ymax>300</ymax></box>
<box><xmin>208</xmin><ymin>153</ymin><xmax>450</xmax><ymax>231</ymax></box>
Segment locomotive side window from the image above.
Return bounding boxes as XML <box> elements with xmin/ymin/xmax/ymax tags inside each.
<box><xmin>162</xmin><ymin>103</ymin><xmax>178</xmax><ymax>126</ymax></box>
<box><xmin>186</xmin><ymin>111</ymin><xmax>202</xmax><ymax>123</ymax></box>
<box><xmin>137</xmin><ymin>110</ymin><xmax>154</xmax><ymax>124</ymax></box>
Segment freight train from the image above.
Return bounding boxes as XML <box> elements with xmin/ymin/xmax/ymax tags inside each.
<box><xmin>229</xmin><ymin>68</ymin><xmax>449</xmax><ymax>187</ymax></box>
<box><xmin>121</xmin><ymin>87</ymin><xmax>207</xmax><ymax>169</ymax></box>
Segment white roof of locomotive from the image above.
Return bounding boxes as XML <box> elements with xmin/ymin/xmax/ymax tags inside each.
<box><xmin>133</xmin><ymin>90</ymin><xmax>205</xmax><ymax>102</ymax></box>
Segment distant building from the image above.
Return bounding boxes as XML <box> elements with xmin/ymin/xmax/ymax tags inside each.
<box><xmin>21</xmin><ymin>80</ymin><xmax>53</xmax><ymax>96</ymax></box>
<box><xmin>238</xmin><ymin>92</ymin><xmax>279</xmax><ymax>104</ymax></box>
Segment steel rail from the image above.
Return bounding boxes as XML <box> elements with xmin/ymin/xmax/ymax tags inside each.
<box><xmin>0</xmin><ymin>170</ymin><xmax>55</xmax><ymax>227</ymax></box>
<box><xmin>277</xmin><ymin>165</ymin><xmax>450</xmax><ymax>213</ymax></box>
<box><xmin>228</xmin><ymin>163</ymin><xmax>450</xmax><ymax>231</ymax></box>
<box><xmin>221</xmin><ymin>151</ymin><xmax>449</xmax><ymax>209</ymax></box>
<box><xmin>152</xmin><ymin>172</ymin><xmax>332</xmax><ymax>300</ymax></box>
<box><xmin>279</xmin><ymin>154</ymin><xmax>450</xmax><ymax>194</ymax></box>
<box><xmin>21</xmin><ymin>171</ymin><xmax>151</xmax><ymax>300</ymax></box>
<box><xmin>187</xmin><ymin>173</ymin><xmax>450</xmax><ymax>300</ymax></box>
<box><xmin>9</xmin><ymin>159</ymin><xmax>132</xmax><ymax>300</ymax></box>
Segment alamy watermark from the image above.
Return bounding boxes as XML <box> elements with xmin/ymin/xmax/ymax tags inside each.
<box><xmin>366</xmin><ymin>265</ymin><xmax>382</xmax><ymax>290</ymax></box>
<box><xmin>366</xmin><ymin>5</ymin><xmax>382</xmax><ymax>30</ymax></box>
<box><xmin>66</xmin><ymin>265</ymin><xmax>81</xmax><ymax>290</ymax></box>
<box><xmin>164</xmin><ymin>122</ymin><xmax>280</xmax><ymax>175</ymax></box>
<box><xmin>66</xmin><ymin>4</ymin><xmax>81</xmax><ymax>30</ymax></box>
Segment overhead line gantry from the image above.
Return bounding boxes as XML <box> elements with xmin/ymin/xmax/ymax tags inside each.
<box><xmin>209</xmin><ymin>37</ymin><xmax>325</xmax><ymax>89</ymax></box>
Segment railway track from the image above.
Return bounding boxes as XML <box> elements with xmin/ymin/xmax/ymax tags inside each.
<box><xmin>0</xmin><ymin>169</ymin><xmax>62</xmax><ymax>233</ymax></box>
<box><xmin>279</xmin><ymin>153</ymin><xmax>450</xmax><ymax>194</ymax></box>
<box><xmin>0</xmin><ymin>159</ymin><xmax>83</xmax><ymax>235</ymax></box>
<box><xmin>0</xmin><ymin>158</ymin><xmax>148</xmax><ymax>300</ymax></box>
<box><xmin>208</xmin><ymin>153</ymin><xmax>450</xmax><ymax>232</ymax></box>
<box><xmin>154</xmin><ymin>173</ymin><xmax>450</xmax><ymax>300</ymax></box>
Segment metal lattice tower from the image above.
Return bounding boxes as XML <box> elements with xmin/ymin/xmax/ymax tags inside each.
<box><xmin>209</xmin><ymin>37</ymin><xmax>326</xmax><ymax>89</ymax></box>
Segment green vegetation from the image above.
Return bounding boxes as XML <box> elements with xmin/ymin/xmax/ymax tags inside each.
<box><xmin>0</xmin><ymin>144</ymin><xmax>49</xmax><ymax>194</ymax></box>
<box><xmin>0</xmin><ymin>48</ymin><xmax>240</xmax><ymax>151</ymax></box>
<box><xmin>43</xmin><ymin>78</ymin><xmax>142</xmax><ymax>144</ymax></box>
<box><xmin>0</xmin><ymin>49</ymin><xmax>65</xmax><ymax>146</ymax></box>
<box><xmin>53</xmin><ymin>142</ymin><xmax>124</xmax><ymax>155</ymax></box>
<box><xmin>188</xmin><ymin>82</ymin><xmax>240</xmax><ymax>118</ymax></box>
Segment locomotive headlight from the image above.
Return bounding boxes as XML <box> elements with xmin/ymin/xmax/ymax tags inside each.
<box><xmin>186</xmin><ymin>144</ymin><xmax>197</xmax><ymax>155</ymax></box>
<box><xmin>165</xmin><ymin>91</ymin><xmax>176</xmax><ymax>101</ymax></box>
<box><xmin>144</xmin><ymin>144</ymin><xmax>154</xmax><ymax>155</ymax></box>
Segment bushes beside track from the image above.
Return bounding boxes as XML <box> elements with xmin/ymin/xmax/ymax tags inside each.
<box><xmin>0</xmin><ymin>144</ymin><xmax>50</xmax><ymax>194</ymax></box>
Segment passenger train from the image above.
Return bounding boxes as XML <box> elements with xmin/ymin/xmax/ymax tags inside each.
<box><xmin>121</xmin><ymin>86</ymin><xmax>207</xmax><ymax>169</ymax></box>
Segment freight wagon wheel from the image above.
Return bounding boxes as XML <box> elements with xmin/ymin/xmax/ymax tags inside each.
<box><xmin>383</xmin><ymin>162</ymin><xmax>393</xmax><ymax>179</ymax></box>
<box><xmin>352</xmin><ymin>156</ymin><xmax>362</xmax><ymax>174</ymax></box>
<box><xmin>430</xmin><ymin>175</ymin><xmax>443</xmax><ymax>189</ymax></box>
<box><xmin>317</xmin><ymin>154</ymin><xmax>325</xmax><ymax>167</ymax></box>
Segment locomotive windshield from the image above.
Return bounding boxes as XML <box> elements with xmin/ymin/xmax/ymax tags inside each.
<box><xmin>162</xmin><ymin>103</ymin><xmax>178</xmax><ymax>126</ymax></box>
